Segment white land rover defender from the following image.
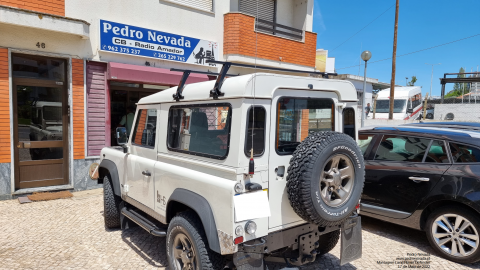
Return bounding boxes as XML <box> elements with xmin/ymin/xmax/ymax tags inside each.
<box><xmin>98</xmin><ymin>63</ymin><xmax>365</xmax><ymax>270</ymax></box>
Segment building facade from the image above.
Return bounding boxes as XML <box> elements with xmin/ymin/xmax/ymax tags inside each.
<box><xmin>0</xmin><ymin>0</ymin><xmax>317</xmax><ymax>199</ymax></box>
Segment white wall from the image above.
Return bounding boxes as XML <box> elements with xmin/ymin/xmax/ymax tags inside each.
<box><xmin>433</xmin><ymin>104</ymin><xmax>480</xmax><ymax>121</ymax></box>
<box><xmin>293</xmin><ymin>0</ymin><xmax>312</xmax><ymax>31</ymax></box>
<box><xmin>276</xmin><ymin>0</ymin><xmax>294</xmax><ymax>28</ymax></box>
<box><xmin>64</xmin><ymin>0</ymin><xmax>230</xmax><ymax>71</ymax></box>
<box><xmin>347</xmin><ymin>80</ymin><xmax>373</xmax><ymax>106</ymax></box>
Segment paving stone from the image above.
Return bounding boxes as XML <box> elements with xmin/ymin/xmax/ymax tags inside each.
<box><xmin>0</xmin><ymin>189</ymin><xmax>477</xmax><ymax>269</ymax></box>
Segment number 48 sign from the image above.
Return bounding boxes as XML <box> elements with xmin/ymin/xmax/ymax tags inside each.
<box><xmin>36</xmin><ymin>42</ymin><xmax>45</xmax><ymax>49</ymax></box>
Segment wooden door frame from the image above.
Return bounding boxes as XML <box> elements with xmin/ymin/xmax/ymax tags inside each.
<box><xmin>12</xmin><ymin>76</ymin><xmax>69</xmax><ymax>189</ymax></box>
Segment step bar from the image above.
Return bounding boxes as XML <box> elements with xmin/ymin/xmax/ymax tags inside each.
<box><xmin>121</xmin><ymin>207</ymin><xmax>167</xmax><ymax>237</ymax></box>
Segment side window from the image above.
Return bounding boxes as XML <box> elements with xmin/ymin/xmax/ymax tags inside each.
<box><xmin>374</xmin><ymin>135</ymin><xmax>430</xmax><ymax>162</ymax></box>
<box><xmin>343</xmin><ymin>108</ymin><xmax>355</xmax><ymax>140</ymax></box>
<box><xmin>167</xmin><ymin>104</ymin><xmax>231</xmax><ymax>159</ymax></box>
<box><xmin>425</xmin><ymin>140</ymin><xmax>449</xmax><ymax>163</ymax></box>
<box><xmin>449</xmin><ymin>142</ymin><xmax>480</xmax><ymax>163</ymax></box>
<box><xmin>358</xmin><ymin>134</ymin><xmax>374</xmax><ymax>157</ymax></box>
<box><xmin>276</xmin><ymin>98</ymin><xmax>334</xmax><ymax>154</ymax></box>
<box><xmin>132</xmin><ymin>109</ymin><xmax>157</xmax><ymax>147</ymax></box>
<box><xmin>245</xmin><ymin>106</ymin><xmax>266</xmax><ymax>156</ymax></box>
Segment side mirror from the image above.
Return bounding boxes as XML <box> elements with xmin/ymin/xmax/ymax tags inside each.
<box><xmin>406</xmin><ymin>108</ymin><xmax>413</xmax><ymax>113</ymax></box>
<box><xmin>116</xmin><ymin>127</ymin><xmax>128</xmax><ymax>145</ymax></box>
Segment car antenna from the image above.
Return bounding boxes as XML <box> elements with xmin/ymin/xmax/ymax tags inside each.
<box><xmin>249</xmin><ymin>0</ymin><xmax>260</xmax><ymax>177</ymax></box>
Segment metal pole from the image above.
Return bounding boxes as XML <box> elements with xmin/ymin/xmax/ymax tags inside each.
<box><xmin>361</xmin><ymin>61</ymin><xmax>368</xmax><ymax>127</ymax></box>
<box><xmin>389</xmin><ymin>0</ymin><xmax>400</xmax><ymax>120</ymax></box>
<box><xmin>426</xmin><ymin>63</ymin><xmax>440</xmax><ymax>100</ymax></box>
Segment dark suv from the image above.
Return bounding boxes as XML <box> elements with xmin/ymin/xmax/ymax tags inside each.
<box><xmin>359</xmin><ymin>125</ymin><xmax>480</xmax><ymax>264</ymax></box>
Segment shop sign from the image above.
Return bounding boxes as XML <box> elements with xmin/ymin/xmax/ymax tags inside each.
<box><xmin>99</xmin><ymin>20</ymin><xmax>218</xmax><ymax>66</ymax></box>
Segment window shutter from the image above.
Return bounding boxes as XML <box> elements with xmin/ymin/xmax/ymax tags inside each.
<box><xmin>168</xmin><ymin>0</ymin><xmax>213</xmax><ymax>12</ymax></box>
<box><xmin>239</xmin><ymin>0</ymin><xmax>275</xmax><ymax>22</ymax></box>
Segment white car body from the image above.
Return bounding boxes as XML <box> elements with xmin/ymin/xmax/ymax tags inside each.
<box><xmin>374</xmin><ymin>87</ymin><xmax>422</xmax><ymax>120</ymax></box>
<box><xmin>100</xmin><ymin>73</ymin><xmax>359</xmax><ymax>256</ymax></box>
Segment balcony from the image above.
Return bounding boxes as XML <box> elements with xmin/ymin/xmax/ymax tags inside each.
<box><xmin>223</xmin><ymin>12</ymin><xmax>317</xmax><ymax>69</ymax></box>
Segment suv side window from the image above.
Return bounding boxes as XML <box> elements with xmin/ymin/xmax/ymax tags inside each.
<box><xmin>343</xmin><ymin>108</ymin><xmax>355</xmax><ymax>140</ymax></box>
<box><xmin>449</xmin><ymin>142</ymin><xmax>480</xmax><ymax>163</ymax></box>
<box><xmin>425</xmin><ymin>140</ymin><xmax>450</xmax><ymax>163</ymax></box>
<box><xmin>358</xmin><ymin>134</ymin><xmax>374</xmax><ymax>157</ymax></box>
<box><xmin>132</xmin><ymin>109</ymin><xmax>157</xmax><ymax>147</ymax></box>
<box><xmin>245</xmin><ymin>106</ymin><xmax>266</xmax><ymax>156</ymax></box>
<box><xmin>276</xmin><ymin>97</ymin><xmax>334</xmax><ymax>154</ymax></box>
<box><xmin>374</xmin><ymin>135</ymin><xmax>430</xmax><ymax>162</ymax></box>
<box><xmin>167</xmin><ymin>104</ymin><xmax>231</xmax><ymax>159</ymax></box>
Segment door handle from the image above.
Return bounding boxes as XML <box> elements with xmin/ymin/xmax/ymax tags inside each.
<box><xmin>142</xmin><ymin>170</ymin><xmax>151</xmax><ymax>177</ymax></box>
<box><xmin>409</xmin><ymin>176</ymin><xmax>429</xmax><ymax>182</ymax></box>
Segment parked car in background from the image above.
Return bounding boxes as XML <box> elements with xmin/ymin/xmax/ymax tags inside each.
<box><xmin>358</xmin><ymin>125</ymin><xmax>480</xmax><ymax>264</ymax></box>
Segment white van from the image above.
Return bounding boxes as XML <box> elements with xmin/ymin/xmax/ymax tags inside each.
<box><xmin>374</xmin><ymin>87</ymin><xmax>422</xmax><ymax>120</ymax></box>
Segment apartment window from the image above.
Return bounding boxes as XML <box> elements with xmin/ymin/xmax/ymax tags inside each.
<box><xmin>167</xmin><ymin>104</ymin><xmax>231</xmax><ymax>159</ymax></box>
<box><xmin>239</xmin><ymin>0</ymin><xmax>275</xmax><ymax>22</ymax></box>
<box><xmin>166</xmin><ymin>0</ymin><xmax>213</xmax><ymax>12</ymax></box>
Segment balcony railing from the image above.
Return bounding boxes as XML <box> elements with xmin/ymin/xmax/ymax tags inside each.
<box><xmin>255</xmin><ymin>18</ymin><xmax>303</xmax><ymax>41</ymax></box>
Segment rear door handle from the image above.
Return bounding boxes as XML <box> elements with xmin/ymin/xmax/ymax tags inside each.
<box><xmin>142</xmin><ymin>170</ymin><xmax>151</xmax><ymax>177</ymax></box>
<box><xmin>409</xmin><ymin>176</ymin><xmax>429</xmax><ymax>182</ymax></box>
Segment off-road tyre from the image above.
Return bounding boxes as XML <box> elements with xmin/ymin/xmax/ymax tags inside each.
<box><xmin>286</xmin><ymin>131</ymin><xmax>365</xmax><ymax>227</ymax></box>
<box><xmin>426</xmin><ymin>206</ymin><xmax>480</xmax><ymax>264</ymax></box>
<box><xmin>103</xmin><ymin>176</ymin><xmax>121</xmax><ymax>228</ymax></box>
<box><xmin>316</xmin><ymin>230</ymin><xmax>340</xmax><ymax>256</ymax></box>
<box><xmin>167</xmin><ymin>211</ymin><xmax>225</xmax><ymax>270</ymax></box>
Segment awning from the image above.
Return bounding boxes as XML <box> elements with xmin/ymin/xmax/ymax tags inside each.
<box><xmin>107</xmin><ymin>62</ymin><xmax>209</xmax><ymax>86</ymax></box>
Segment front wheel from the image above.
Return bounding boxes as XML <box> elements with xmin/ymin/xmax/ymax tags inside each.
<box><xmin>167</xmin><ymin>211</ymin><xmax>225</xmax><ymax>270</ymax></box>
<box><xmin>426</xmin><ymin>206</ymin><xmax>480</xmax><ymax>264</ymax></box>
<box><xmin>103</xmin><ymin>175</ymin><xmax>121</xmax><ymax>228</ymax></box>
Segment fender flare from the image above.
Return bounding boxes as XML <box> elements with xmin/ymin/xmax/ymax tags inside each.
<box><xmin>99</xmin><ymin>159</ymin><xmax>121</xmax><ymax>197</ymax></box>
<box><xmin>167</xmin><ymin>189</ymin><xmax>221</xmax><ymax>254</ymax></box>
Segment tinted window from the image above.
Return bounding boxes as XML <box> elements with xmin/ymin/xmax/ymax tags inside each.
<box><xmin>132</xmin><ymin>109</ymin><xmax>157</xmax><ymax>147</ymax></box>
<box><xmin>449</xmin><ymin>142</ymin><xmax>480</xmax><ymax>163</ymax></box>
<box><xmin>276</xmin><ymin>98</ymin><xmax>334</xmax><ymax>154</ymax></box>
<box><xmin>12</xmin><ymin>54</ymin><xmax>65</xmax><ymax>81</ymax></box>
<box><xmin>245</xmin><ymin>106</ymin><xmax>266</xmax><ymax>156</ymax></box>
<box><xmin>358</xmin><ymin>134</ymin><xmax>374</xmax><ymax>157</ymax></box>
<box><xmin>375</xmin><ymin>99</ymin><xmax>406</xmax><ymax>113</ymax></box>
<box><xmin>343</xmin><ymin>108</ymin><xmax>355</xmax><ymax>140</ymax></box>
<box><xmin>425</xmin><ymin>140</ymin><xmax>449</xmax><ymax>163</ymax></box>
<box><xmin>168</xmin><ymin>104</ymin><xmax>231</xmax><ymax>158</ymax></box>
<box><xmin>375</xmin><ymin>135</ymin><xmax>430</xmax><ymax>162</ymax></box>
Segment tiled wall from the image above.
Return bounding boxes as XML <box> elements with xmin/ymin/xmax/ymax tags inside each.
<box><xmin>72</xmin><ymin>59</ymin><xmax>85</xmax><ymax>160</ymax></box>
<box><xmin>0</xmin><ymin>48</ymin><xmax>10</xmax><ymax>163</ymax></box>
<box><xmin>0</xmin><ymin>0</ymin><xmax>65</xmax><ymax>16</ymax></box>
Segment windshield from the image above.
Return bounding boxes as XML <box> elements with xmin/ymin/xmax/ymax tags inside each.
<box><xmin>375</xmin><ymin>99</ymin><xmax>406</xmax><ymax>113</ymax></box>
<box><xmin>43</xmin><ymin>106</ymin><xmax>62</xmax><ymax>121</ymax></box>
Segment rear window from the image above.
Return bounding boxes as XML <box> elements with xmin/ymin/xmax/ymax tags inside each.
<box><xmin>276</xmin><ymin>98</ymin><xmax>334</xmax><ymax>155</ymax></box>
<box><xmin>167</xmin><ymin>104</ymin><xmax>231</xmax><ymax>159</ymax></box>
<box><xmin>245</xmin><ymin>106</ymin><xmax>266</xmax><ymax>157</ymax></box>
<box><xmin>449</xmin><ymin>142</ymin><xmax>480</xmax><ymax>163</ymax></box>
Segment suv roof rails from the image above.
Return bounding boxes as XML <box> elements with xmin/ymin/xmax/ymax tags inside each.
<box><xmin>171</xmin><ymin>68</ymin><xmax>239</xmax><ymax>101</ymax></box>
<box><xmin>172</xmin><ymin>61</ymin><xmax>338</xmax><ymax>101</ymax></box>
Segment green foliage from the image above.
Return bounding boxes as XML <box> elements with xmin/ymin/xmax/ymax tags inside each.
<box><xmin>447</xmin><ymin>67</ymin><xmax>470</xmax><ymax>97</ymax></box>
<box><xmin>407</xmin><ymin>76</ymin><xmax>417</xmax><ymax>86</ymax></box>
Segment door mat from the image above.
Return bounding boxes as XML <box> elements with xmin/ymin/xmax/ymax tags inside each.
<box><xmin>27</xmin><ymin>191</ymin><xmax>73</xmax><ymax>201</ymax></box>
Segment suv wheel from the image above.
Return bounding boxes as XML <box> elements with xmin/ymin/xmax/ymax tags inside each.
<box><xmin>287</xmin><ymin>131</ymin><xmax>365</xmax><ymax>227</ymax></box>
<box><xmin>426</xmin><ymin>207</ymin><xmax>480</xmax><ymax>264</ymax></box>
<box><xmin>167</xmin><ymin>211</ymin><xmax>225</xmax><ymax>270</ymax></box>
<box><xmin>103</xmin><ymin>175</ymin><xmax>121</xmax><ymax>228</ymax></box>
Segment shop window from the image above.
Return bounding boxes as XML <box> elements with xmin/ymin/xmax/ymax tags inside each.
<box><xmin>449</xmin><ymin>142</ymin><xmax>480</xmax><ymax>163</ymax></box>
<box><xmin>168</xmin><ymin>104</ymin><xmax>231</xmax><ymax>159</ymax></box>
<box><xmin>343</xmin><ymin>108</ymin><xmax>355</xmax><ymax>140</ymax></box>
<box><xmin>374</xmin><ymin>135</ymin><xmax>430</xmax><ymax>162</ymax></box>
<box><xmin>425</xmin><ymin>140</ymin><xmax>449</xmax><ymax>163</ymax></box>
<box><xmin>245</xmin><ymin>106</ymin><xmax>266</xmax><ymax>157</ymax></box>
<box><xmin>276</xmin><ymin>98</ymin><xmax>334</xmax><ymax>155</ymax></box>
<box><xmin>12</xmin><ymin>54</ymin><xmax>65</xmax><ymax>81</ymax></box>
<box><xmin>132</xmin><ymin>109</ymin><xmax>157</xmax><ymax>148</ymax></box>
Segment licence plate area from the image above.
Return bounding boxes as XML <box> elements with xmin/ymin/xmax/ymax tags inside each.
<box><xmin>340</xmin><ymin>215</ymin><xmax>362</xmax><ymax>266</ymax></box>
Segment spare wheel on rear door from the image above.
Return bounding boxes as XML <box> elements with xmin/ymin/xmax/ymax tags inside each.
<box><xmin>286</xmin><ymin>131</ymin><xmax>365</xmax><ymax>227</ymax></box>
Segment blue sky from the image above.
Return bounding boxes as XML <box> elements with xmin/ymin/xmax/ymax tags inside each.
<box><xmin>313</xmin><ymin>0</ymin><xmax>480</xmax><ymax>96</ymax></box>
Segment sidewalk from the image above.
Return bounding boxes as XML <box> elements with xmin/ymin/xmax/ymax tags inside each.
<box><xmin>0</xmin><ymin>189</ymin><xmax>474</xmax><ymax>269</ymax></box>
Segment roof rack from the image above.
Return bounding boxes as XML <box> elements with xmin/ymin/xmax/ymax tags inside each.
<box><xmin>171</xmin><ymin>68</ymin><xmax>239</xmax><ymax>101</ymax></box>
<box><xmin>172</xmin><ymin>61</ymin><xmax>338</xmax><ymax>101</ymax></box>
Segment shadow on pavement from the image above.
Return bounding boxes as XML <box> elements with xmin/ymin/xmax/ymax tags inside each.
<box><xmin>121</xmin><ymin>227</ymin><xmax>169</xmax><ymax>268</ymax></box>
<box><xmin>266</xmin><ymin>252</ymin><xmax>357</xmax><ymax>269</ymax></box>
<box><xmin>361</xmin><ymin>215</ymin><xmax>480</xmax><ymax>269</ymax></box>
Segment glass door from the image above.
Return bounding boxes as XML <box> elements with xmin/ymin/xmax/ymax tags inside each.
<box><xmin>12</xmin><ymin>54</ymin><xmax>68</xmax><ymax>189</ymax></box>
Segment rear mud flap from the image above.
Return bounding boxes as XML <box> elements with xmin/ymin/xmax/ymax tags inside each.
<box><xmin>340</xmin><ymin>215</ymin><xmax>362</xmax><ymax>266</ymax></box>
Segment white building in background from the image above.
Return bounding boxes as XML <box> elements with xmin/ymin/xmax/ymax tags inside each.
<box><xmin>332</xmin><ymin>74</ymin><xmax>394</xmax><ymax>107</ymax></box>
